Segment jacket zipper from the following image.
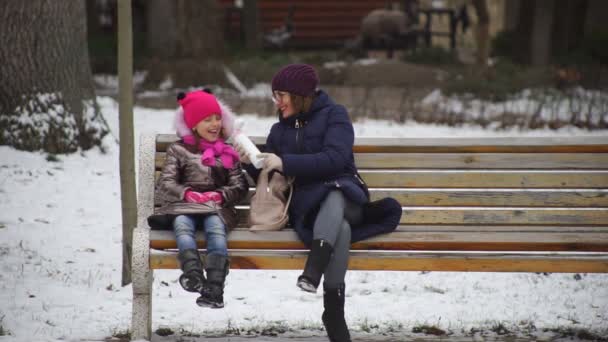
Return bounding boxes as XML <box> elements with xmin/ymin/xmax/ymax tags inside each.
<box><xmin>295</xmin><ymin>119</ymin><xmax>300</xmax><ymax>146</ymax></box>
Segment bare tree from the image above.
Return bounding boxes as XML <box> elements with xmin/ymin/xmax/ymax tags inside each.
<box><xmin>471</xmin><ymin>0</ymin><xmax>490</xmax><ymax>67</ymax></box>
<box><xmin>0</xmin><ymin>0</ymin><xmax>108</xmax><ymax>153</ymax></box>
<box><xmin>146</xmin><ymin>0</ymin><xmax>224</xmax><ymax>59</ymax></box>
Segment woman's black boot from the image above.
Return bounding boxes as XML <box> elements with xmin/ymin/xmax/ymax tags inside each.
<box><xmin>297</xmin><ymin>239</ymin><xmax>333</xmax><ymax>293</ymax></box>
<box><xmin>197</xmin><ymin>254</ymin><xmax>229</xmax><ymax>308</ymax></box>
<box><xmin>322</xmin><ymin>283</ymin><xmax>351</xmax><ymax>342</ymax></box>
<box><xmin>177</xmin><ymin>249</ymin><xmax>205</xmax><ymax>292</ymax></box>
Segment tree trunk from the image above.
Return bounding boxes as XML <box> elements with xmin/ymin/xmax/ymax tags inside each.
<box><xmin>175</xmin><ymin>0</ymin><xmax>224</xmax><ymax>59</ymax></box>
<box><xmin>0</xmin><ymin>0</ymin><xmax>108</xmax><ymax>153</ymax></box>
<box><xmin>584</xmin><ymin>0</ymin><xmax>608</xmax><ymax>35</ymax></box>
<box><xmin>147</xmin><ymin>0</ymin><xmax>224</xmax><ymax>59</ymax></box>
<box><xmin>146</xmin><ymin>0</ymin><xmax>178</xmax><ymax>58</ymax></box>
<box><xmin>118</xmin><ymin>0</ymin><xmax>137</xmax><ymax>287</ymax></box>
<box><xmin>244</xmin><ymin>0</ymin><xmax>261</xmax><ymax>49</ymax></box>
<box><xmin>503</xmin><ymin>0</ymin><xmax>521</xmax><ymax>32</ymax></box>
<box><xmin>551</xmin><ymin>0</ymin><xmax>587</xmax><ymax>57</ymax></box>
<box><xmin>530</xmin><ymin>0</ymin><xmax>555</xmax><ymax>66</ymax></box>
<box><xmin>472</xmin><ymin>0</ymin><xmax>490</xmax><ymax>67</ymax></box>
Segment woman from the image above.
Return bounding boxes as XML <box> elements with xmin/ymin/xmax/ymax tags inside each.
<box><xmin>237</xmin><ymin>64</ymin><xmax>402</xmax><ymax>341</ymax></box>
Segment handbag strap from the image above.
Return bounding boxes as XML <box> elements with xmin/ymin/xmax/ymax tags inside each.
<box><xmin>267</xmin><ymin>170</ymin><xmax>294</xmax><ymax>223</ymax></box>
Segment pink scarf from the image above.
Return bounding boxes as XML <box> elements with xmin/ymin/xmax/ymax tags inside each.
<box><xmin>183</xmin><ymin>135</ymin><xmax>240</xmax><ymax>169</ymax></box>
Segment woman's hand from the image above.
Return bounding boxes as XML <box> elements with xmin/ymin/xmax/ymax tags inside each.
<box><xmin>258</xmin><ymin>153</ymin><xmax>283</xmax><ymax>172</ymax></box>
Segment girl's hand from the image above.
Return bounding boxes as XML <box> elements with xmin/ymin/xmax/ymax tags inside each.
<box><xmin>184</xmin><ymin>190</ymin><xmax>223</xmax><ymax>204</ymax></box>
<box><xmin>201</xmin><ymin>191</ymin><xmax>224</xmax><ymax>205</ymax></box>
<box><xmin>184</xmin><ymin>190</ymin><xmax>205</xmax><ymax>203</ymax></box>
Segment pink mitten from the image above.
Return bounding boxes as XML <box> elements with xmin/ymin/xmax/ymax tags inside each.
<box><xmin>184</xmin><ymin>190</ymin><xmax>223</xmax><ymax>204</ymax></box>
<box><xmin>184</xmin><ymin>190</ymin><xmax>205</xmax><ymax>203</ymax></box>
<box><xmin>202</xmin><ymin>191</ymin><xmax>224</xmax><ymax>205</ymax></box>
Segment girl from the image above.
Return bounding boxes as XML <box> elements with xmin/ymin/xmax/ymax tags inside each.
<box><xmin>237</xmin><ymin>64</ymin><xmax>402</xmax><ymax>341</ymax></box>
<box><xmin>148</xmin><ymin>90</ymin><xmax>248</xmax><ymax>308</ymax></box>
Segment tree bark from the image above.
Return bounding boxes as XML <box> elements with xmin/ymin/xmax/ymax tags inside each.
<box><xmin>146</xmin><ymin>0</ymin><xmax>224</xmax><ymax>59</ymax></box>
<box><xmin>584</xmin><ymin>0</ymin><xmax>608</xmax><ymax>35</ymax></box>
<box><xmin>472</xmin><ymin>0</ymin><xmax>490</xmax><ymax>67</ymax></box>
<box><xmin>118</xmin><ymin>0</ymin><xmax>137</xmax><ymax>287</ymax></box>
<box><xmin>146</xmin><ymin>0</ymin><xmax>178</xmax><ymax>58</ymax></box>
<box><xmin>503</xmin><ymin>0</ymin><xmax>521</xmax><ymax>32</ymax></box>
<box><xmin>530</xmin><ymin>0</ymin><xmax>555</xmax><ymax>66</ymax></box>
<box><xmin>243</xmin><ymin>0</ymin><xmax>261</xmax><ymax>49</ymax></box>
<box><xmin>0</xmin><ymin>0</ymin><xmax>108</xmax><ymax>153</ymax></box>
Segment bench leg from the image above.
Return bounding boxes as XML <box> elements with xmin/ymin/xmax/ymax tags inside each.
<box><xmin>132</xmin><ymin>292</ymin><xmax>152</xmax><ymax>340</ymax></box>
<box><xmin>131</xmin><ymin>226</ymin><xmax>153</xmax><ymax>340</ymax></box>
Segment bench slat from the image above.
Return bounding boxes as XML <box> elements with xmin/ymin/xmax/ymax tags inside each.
<box><xmin>155</xmin><ymin>189</ymin><xmax>608</xmax><ymax>207</ymax></box>
<box><xmin>399</xmin><ymin>208</ymin><xmax>608</xmax><ymax>225</ymax></box>
<box><xmin>149</xmin><ymin>229</ymin><xmax>608</xmax><ymax>252</ymax></box>
<box><xmin>155</xmin><ymin>152</ymin><xmax>608</xmax><ymax>170</ymax></box>
<box><xmin>149</xmin><ymin>250</ymin><xmax>608</xmax><ymax>273</ymax></box>
<box><xmin>369</xmin><ymin>189</ymin><xmax>608</xmax><ymax>207</ymax></box>
<box><xmin>155</xmin><ymin>135</ymin><xmax>608</xmax><ymax>153</ymax></box>
<box><xmin>359</xmin><ymin>171</ymin><xmax>608</xmax><ymax>188</ymax></box>
<box><xmin>231</xmin><ymin>208</ymin><xmax>608</xmax><ymax>225</ymax></box>
<box><xmin>155</xmin><ymin>170</ymin><xmax>608</xmax><ymax>188</ymax></box>
<box><xmin>355</xmin><ymin>153</ymin><xmax>608</xmax><ymax>169</ymax></box>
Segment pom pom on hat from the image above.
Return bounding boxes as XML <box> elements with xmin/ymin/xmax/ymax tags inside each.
<box><xmin>271</xmin><ymin>64</ymin><xmax>319</xmax><ymax>97</ymax></box>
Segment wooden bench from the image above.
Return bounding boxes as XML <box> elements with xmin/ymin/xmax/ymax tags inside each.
<box><xmin>131</xmin><ymin>133</ymin><xmax>608</xmax><ymax>340</ymax></box>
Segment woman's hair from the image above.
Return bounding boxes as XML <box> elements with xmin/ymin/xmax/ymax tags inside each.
<box><xmin>279</xmin><ymin>93</ymin><xmax>314</xmax><ymax>116</ymax></box>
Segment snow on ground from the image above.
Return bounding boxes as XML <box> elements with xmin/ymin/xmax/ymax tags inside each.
<box><xmin>0</xmin><ymin>96</ymin><xmax>607</xmax><ymax>342</ymax></box>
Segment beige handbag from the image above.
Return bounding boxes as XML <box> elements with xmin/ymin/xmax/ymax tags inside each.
<box><xmin>249</xmin><ymin>169</ymin><xmax>293</xmax><ymax>231</ymax></box>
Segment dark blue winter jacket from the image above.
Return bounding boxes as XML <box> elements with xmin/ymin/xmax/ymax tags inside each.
<box><xmin>245</xmin><ymin>90</ymin><xmax>401</xmax><ymax>246</ymax></box>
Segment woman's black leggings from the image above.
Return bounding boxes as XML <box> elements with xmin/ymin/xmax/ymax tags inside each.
<box><xmin>313</xmin><ymin>190</ymin><xmax>363</xmax><ymax>288</ymax></box>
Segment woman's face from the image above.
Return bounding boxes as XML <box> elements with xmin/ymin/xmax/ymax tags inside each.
<box><xmin>194</xmin><ymin>114</ymin><xmax>222</xmax><ymax>142</ymax></box>
<box><xmin>273</xmin><ymin>91</ymin><xmax>296</xmax><ymax>118</ymax></box>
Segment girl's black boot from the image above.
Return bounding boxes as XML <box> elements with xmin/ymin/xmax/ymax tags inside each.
<box><xmin>197</xmin><ymin>254</ymin><xmax>229</xmax><ymax>308</ymax></box>
<box><xmin>177</xmin><ymin>249</ymin><xmax>205</xmax><ymax>292</ymax></box>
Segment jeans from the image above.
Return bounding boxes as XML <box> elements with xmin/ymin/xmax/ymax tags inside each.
<box><xmin>173</xmin><ymin>214</ymin><xmax>228</xmax><ymax>256</ymax></box>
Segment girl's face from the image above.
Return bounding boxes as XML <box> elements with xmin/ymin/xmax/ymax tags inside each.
<box><xmin>194</xmin><ymin>114</ymin><xmax>222</xmax><ymax>142</ymax></box>
<box><xmin>273</xmin><ymin>91</ymin><xmax>296</xmax><ymax>118</ymax></box>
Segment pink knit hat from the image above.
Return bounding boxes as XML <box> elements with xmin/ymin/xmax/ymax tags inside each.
<box><xmin>174</xmin><ymin>89</ymin><xmax>237</xmax><ymax>139</ymax></box>
<box><xmin>177</xmin><ymin>90</ymin><xmax>222</xmax><ymax>129</ymax></box>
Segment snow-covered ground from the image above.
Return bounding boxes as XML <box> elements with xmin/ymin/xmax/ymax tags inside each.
<box><xmin>0</xmin><ymin>96</ymin><xmax>607</xmax><ymax>342</ymax></box>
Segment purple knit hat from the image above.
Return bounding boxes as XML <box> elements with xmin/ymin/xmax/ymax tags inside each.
<box><xmin>271</xmin><ymin>64</ymin><xmax>319</xmax><ymax>97</ymax></box>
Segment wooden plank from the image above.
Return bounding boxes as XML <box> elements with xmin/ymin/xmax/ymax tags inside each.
<box><xmin>155</xmin><ymin>135</ymin><xmax>608</xmax><ymax>153</ymax></box>
<box><xmin>150</xmin><ymin>229</ymin><xmax>608</xmax><ymax>252</ymax></box>
<box><xmin>154</xmin><ymin>189</ymin><xmax>608</xmax><ymax>208</ymax></box>
<box><xmin>229</xmin><ymin>207</ymin><xmax>608</xmax><ymax>226</ymax></box>
<box><xmin>358</xmin><ymin>170</ymin><xmax>608</xmax><ymax>188</ymax></box>
<box><xmin>155</xmin><ymin>170</ymin><xmax>608</xmax><ymax>188</ymax></box>
<box><xmin>398</xmin><ymin>208</ymin><xmax>608</xmax><ymax>225</ymax></box>
<box><xmin>155</xmin><ymin>152</ymin><xmax>608</xmax><ymax>170</ymax></box>
<box><xmin>149</xmin><ymin>250</ymin><xmax>608</xmax><ymax>273</ymax></box>
<box><xmin>370</xmin><ymin>189</ymin><xmax>608</xmax><ymax>207</ymax></box>
<box><xmin>354</xmin><ymin>153</ymin><xmax>608</xmax><ymax>169</ymax></box>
